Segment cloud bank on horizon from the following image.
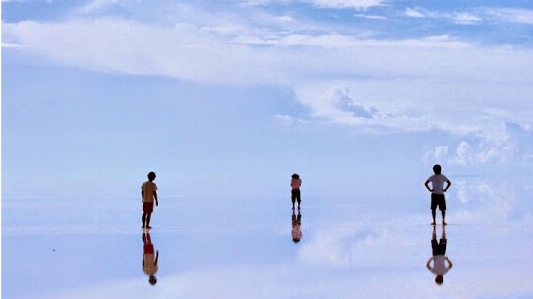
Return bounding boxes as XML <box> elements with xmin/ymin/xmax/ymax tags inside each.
<box><xmin>3</xmin><ymin>0</ymin><xmax>533</xmax><ymax>168</ymax></box>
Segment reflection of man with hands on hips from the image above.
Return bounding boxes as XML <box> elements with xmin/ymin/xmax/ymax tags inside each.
<box><xmin>426</xmin><ymin>225</ymin><xmax>452</xmax><ymax>285</ymax></box>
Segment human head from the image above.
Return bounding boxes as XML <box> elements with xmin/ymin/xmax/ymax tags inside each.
<box><xmin>432</xmin><ymin>164</ymin><xmax>442</xmax><ymax>175</ymax></box>
<box><xmin>292</xmin><ymin>173</ymin><xmax>299</xmax><ymax>179</ymax></box>
<box><xmin>435</xmin><ymin>275</ymin><xmax>444</xmax><ymax>285</ymax></box>
<box><xmin>147</xmin><ymin>172</ymin><xmax>156</xmax><ymax>181</ymax></box>
<box><xmin>293</xmin><ymin>237</ymin><xmax>301</xmax><ymax>244</ymax></box>
<box><xmin>149</xmin><ymin>275</ymin><xmax>157</xmax><ymax>285</ymax></box>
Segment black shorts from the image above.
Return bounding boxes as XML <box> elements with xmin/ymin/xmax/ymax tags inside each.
<box><xmin>431</xmin><ymin>239</ymin><xmax>447</xmax><ymax>256</ymax></box>
<box><xmin>431</xmin><ymin>193</ymin><xmax>446</xmax><ymax>211</ymax></box>
<box><xmin>291</xmin><ymin>189</ymin><xmax>301</xmax><ymax>203</ymax></box>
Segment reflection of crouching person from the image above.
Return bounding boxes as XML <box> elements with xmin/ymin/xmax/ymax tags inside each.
<box><xmin>291</xmin><ymin>211</ymin><xmax>302</xmax><ymax>243</ymax></box>
<box><xmin>426</xmin><ymin>227</ymin><xmax>452</xmax><ymax>285</ymax></box>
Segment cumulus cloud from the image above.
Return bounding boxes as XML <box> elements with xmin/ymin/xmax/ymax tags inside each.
<box><xmin>434</xmin><ymin>145</ymin><xmax>448</xmax><ymax>161</ymax></box>
<box><xmin>454</xmin><ymin>141</ymin><xmax>476</xmax><ymax>165</ymax></box>
<box><xmin>424</xmin><ymin>136</ymin><xmax>518</xmax><ymax>166</ymax></box>
<box><xmin>294</xmin><ymin>84</ymin><xmax>398</xmax><ymax>128</ymax></box>
<box><xmin>450</xmin><ymin>177</ymin><xmax>533</xmax><ymax>225</ymax></box>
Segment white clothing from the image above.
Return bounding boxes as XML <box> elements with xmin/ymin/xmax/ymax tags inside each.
<box><xmin>429</xmin><ymin>255</ymin><xmax>450</xmax><ymax>275</ymax></box>
<box><xmin>427</xmin><ymin>174</ymin><xmax>448</xmax><ymax>195</ymax></box>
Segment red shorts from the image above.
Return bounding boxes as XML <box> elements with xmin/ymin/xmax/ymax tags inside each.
<box><xmin>144</xmin><ymin>244</ymin><xmax>154</xmax><ymax>254</ymax></box>
<box><xmin>143</xmin><ymin>202</ymin><xmax>154</xmax><ymax>213</ymax></box>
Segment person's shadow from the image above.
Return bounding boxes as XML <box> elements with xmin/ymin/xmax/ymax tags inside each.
<box><xmin>142</xmin><ymin>231</ymin><xmax>159</xmax><ymax>285</ymax></box>
<box><xmin>426</xmin><ymin>225</ymin><xmax>453</xmax><ymax>285</ymax></box>
<box><xmin>291</xmin><ymin>210</ymin><xmax>302</xmax><ymax>243</ymax></box>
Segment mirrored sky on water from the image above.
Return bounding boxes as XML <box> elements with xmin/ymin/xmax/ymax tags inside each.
<box><xmin>3</xmin><ymin>176</ymin><xmax>533</xmax><ymax>299</ymax></box>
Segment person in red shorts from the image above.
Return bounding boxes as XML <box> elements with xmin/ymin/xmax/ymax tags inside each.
<box><xmin>142</xmin><ymin>171</ymin><xmax>158</xmax><ymax>229</ymax></box>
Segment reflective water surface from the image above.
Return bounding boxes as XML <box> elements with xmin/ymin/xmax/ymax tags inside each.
<box><xmin>3</xmin><ymin>176</ymin><xmax>533</xmax><ymax>299</ymax></box>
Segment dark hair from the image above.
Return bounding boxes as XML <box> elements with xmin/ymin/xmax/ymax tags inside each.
<box><xmin>435</xmin><ymin>275</ymin><xmax>444</xmax><ymax>285</ymax></box>
<box><xmin>149</xmin><ymin>276</ymin><xmax>157</xmax><ymax>285</ymax></box>
<box><xmin>292</xmin><ymin>173</ymin><xmax>300</xmax><ymax>179</ymax></box>
<box><xmin>147</xmin><ymin>172</ymin><xmax>156</xmax><ymax>181</ymax></box>
<box><xmin>432</xmin><ymin>164</ymin><xmax>442</xmax><ymax>175</ymax></box>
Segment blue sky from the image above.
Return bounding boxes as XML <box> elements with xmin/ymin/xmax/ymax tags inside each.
<box><xmin>2</xmin><ymin>0</ymin><xmax>533</xmax><ymax>200</ymax></box>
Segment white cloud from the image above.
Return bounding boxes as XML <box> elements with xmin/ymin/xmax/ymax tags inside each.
<box><xmin>434</xmin><ymin>146</ymin><xmax>448</xmax><ymax>161</ymax></box>
<box><xmin>272</xmin><ymin>114</ymin><xmax>307</xmax><ymax>126</ymax></box>
<box><xmin>310</xmin><ymin>0</ymin><xmax>384</xmax><ymax>10</ymax></box>
<box><xmin>77</xmin><ymin>0</ymin><xmax>120</xmax><ymax>14</ymax></box>
<box><xmin>423</xmin><ymin>133</ymin><xmax>521</xmax><ymax>166</ymax></box>
<box><xmin>405</xmin><ymin>7</ymin><xmax>427</xmax><ymax>18</ymax></box>
<box><xmin>454</xmin><ymin>141</ymin><xmax>475</xmax><ymax>165</ymax></box>
<box><xmin>405</xmin><ymin>8</ymin><xmax>482</xmax><ymax>25</ymax></box>
<box><xmin>484</xmin><ymin>8</ymin><xmax>533</xmax><ymax>25</ymax></box>
<box><xmin>453</xmin><ymin>12</ymin><xmax>482</xmax><ymax>25</ymax></box>
<box><xmin>247</xmin><ymin>0</ymin><xmax>383</xmax><ymax>9</ymax></box>
<box><xmin>3</xmin><ymin>4</ymin><xmax>533</xmax><ymax>156</ymax></box>
<box><xmin>353</xmin><ymin>13</ymin><xmax>387</xmax><ymax>20</ymax></box>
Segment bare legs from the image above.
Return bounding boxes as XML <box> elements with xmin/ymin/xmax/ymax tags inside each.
<box><xmin>142</xmin><ymin>212</ymin><xmax>152</xmax><ymax>229</ymax></box>
<box><xmin>431</xmin><ymin>210</ymin><xmax>446</xmax><ymax>225</ymax></box>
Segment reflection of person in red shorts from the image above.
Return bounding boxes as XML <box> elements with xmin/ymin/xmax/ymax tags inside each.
<box><xmin>142</xmin><ymin>232</ymin><xmax>159</xmax><ymax>285</ymax></box>
<box><xmin>141</xmin><ymin>172</ymin><xmax>158</xmax><ymax>229</ymax></box>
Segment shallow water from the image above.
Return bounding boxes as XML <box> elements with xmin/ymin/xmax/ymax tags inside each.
<box><xmin>3</xmin><ymin>177</ymin><xmax>533</xmax><ymax>299</ymax></box>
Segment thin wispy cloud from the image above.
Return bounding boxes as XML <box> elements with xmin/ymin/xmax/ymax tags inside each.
<box><xmin>484</xmin><ymin>7</ymin><xmax>533</xmax><ymax>25</ymax></box>
<box><xmin>452</xmin><ymin>12</ymin><xmax>482</xmax><ymax>25</ymax></box>
<box><xmin>310</xmin><ymin>0</ymin><xmax>384</xmax><ymax>9</ymax></box>
<box><xmin>404</xmin><ymin>7</ymin><xmax>428</xmax><ymax>18</ymax></box>
<box><xmin>353</xmin><ymin>13</ymin><xmax>387</xmax><ymax>20</ymax></box>
<box><xmin>245</xmin><ymin>0</ymin><xmax>384</xmax><ymax>9</ymax></box>
<box><xmin>77</xmin><ymin>0</ymin><xmax>120</xmax><ymax>14</ymax></box>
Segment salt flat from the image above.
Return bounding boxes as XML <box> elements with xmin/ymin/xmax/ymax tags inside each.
<box><xmin>3</xmin><ymin>176</ymin><xmax>533</xmax><ymax>299</ymax></box>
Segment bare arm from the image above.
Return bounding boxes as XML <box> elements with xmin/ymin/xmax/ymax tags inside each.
<box><xmin>426</xmin><ymin>257</ymin><xmax>433</xmax><ymax>270</ymax></box>
<box><xmin>154</xmin><ymin>191</ymin><xmax>158</xmax><ymax>206</ymax></box>
<box><xmin>155</xmin><ymin>250</ymin><xmax>159</xmax><ymax>265</ymax></box>
<box><xmin>446</xmin><ymin>257</ymin><xmax>453</xmax><ymax>269</ymax></box>
<box><xmin>444</xmin><ymin>180</ymin><xmax>451</xmax><ymax>192</ymax></box>
<box><xmin>424</xmin><ymin>180</ymin><xmax>433</xmax><ymax>192</ymax></box>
